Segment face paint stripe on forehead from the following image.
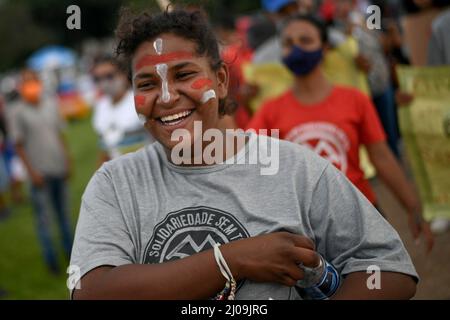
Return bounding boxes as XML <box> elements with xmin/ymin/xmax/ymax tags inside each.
<box><xmin>135</xmin><ymin>52</ymin><xmax>194</xmax><ymax>70</ymax></box>
<box><xmin>191</xmin><ymin>78</ymin><xmax>213</xmax><ymax>90</ymax></box>
<box><xmin>153</xmin><ymin>38</ymin><xmax>163</xmax><ymax>55</ymax></box>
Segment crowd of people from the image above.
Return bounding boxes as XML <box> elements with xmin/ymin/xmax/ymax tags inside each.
<box><xmin>0</xmin><ymin>0</ymin><xmax>449</xmax><ymax>299</ymax></box>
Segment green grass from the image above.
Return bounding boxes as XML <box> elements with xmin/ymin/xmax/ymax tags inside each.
<box><xmin>0</xmin><ymin>117</ymin><xmax>97</xmax><ymax>299</ymax></box>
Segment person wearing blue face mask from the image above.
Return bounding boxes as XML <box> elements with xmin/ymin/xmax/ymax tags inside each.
<box><xmin>248</xmin><ymin>14</ymin><xmax>434</xmax><ymax>254</ymax></box>
<box><xmin>281</xmin><ymin>42</ymin><xmax>324</xmax><ymax>76</ymax></box>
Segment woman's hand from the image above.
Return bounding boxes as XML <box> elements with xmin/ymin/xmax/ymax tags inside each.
<box><xmin>354</xmin><ymin>54</ymin><xmax>372</xmax><ymax>74</ymax></box>
<box><xmin>367</xmin><ymin>142</ymin><xmax>434</xmax><ymax>254</ymax></box>
<box><xmin>223</xmin><ymin>231</ymin><xmax>320</xmax><ymax>287</ymax></box>
<box><xmin>407</xmin><ymin>204</ymin><xmax>434</xmax><ymax>254</ymax></box>
<box><xmin>395</xmin><ymin>91</ymin><xmax>414</xmax><ymax>107</ymax></box>
<box><xmin>30</xmin><ymin>169</ymin><xmax>44</xmax><ymax>188</ymax></box>
<box><xmin>74</xmin><ymin>232</ymin><xmax>321</xmax><ymax>300</ymax></box>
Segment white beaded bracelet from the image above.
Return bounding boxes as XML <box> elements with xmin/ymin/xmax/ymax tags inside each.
<box><xmin>213</xmin><ymin>243</ymin><xmax>236</xmax><ymax>300</ymax></box>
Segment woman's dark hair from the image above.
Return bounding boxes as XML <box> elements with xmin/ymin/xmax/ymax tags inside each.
<box><xmin>282</xmin><ymin>14</ymin><xmax>329</xmax><ymax>45</ymax></box>
<box><xmin>115</xmin><ymin>8</ymin><xmax>236</xmax><ymax>115</ymax></box>
<box><xmin>247</xmin><ymin>14</ymin><xmax>278</xmax><ymax>50</ymax></box>
<box><xmin>402</xmin><ymin>0</ymin><xmax>450</xmax><ymax>14</ymax></box>
<box><xmin>92</xmin><ymin>55</ymin><xmax>127</xmax><ymax>74</ymax></box>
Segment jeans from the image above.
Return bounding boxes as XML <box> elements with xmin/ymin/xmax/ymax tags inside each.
<box><xmin>0</xmin><ymin>154</ymin><xmax>9</xmax><ymax>193</ymax></box>
<box><xmin>372</xmin><ymin>86</ymin><xmax>400</xmax><ymax>158</ymax></box>
<box><xmin>30</xmin><ymin>175</ymin><xmax>72</xmax><ymax>271</ymax></box>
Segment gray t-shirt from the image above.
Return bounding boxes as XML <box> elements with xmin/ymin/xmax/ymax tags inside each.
<box><xmin>71</xmin><ymin>133</ymin><xmax>417</xmax><ymax>299</ymax></box>
<box><xmin>428</xmin><ymin>8</ymin><xmax>450</xmax><ymax>66</ymax></box>
<box><xmin>352</xmin><ymin>27</ymin><xmax>391</xmax><ymax>96</ymax></box>
<box><xmin>8</xmin><ymin>98</ymin><xmax>67</xmax><ymax>176</ymax></box>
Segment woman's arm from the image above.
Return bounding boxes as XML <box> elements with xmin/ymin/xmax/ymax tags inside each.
<box><xmin>58</xmin><ymin>132</ymin><xmax>72</xmax><ymax>179</ymax></box>
<box><xmin>367</xmin><ymin>142</ymin><xmax>418</xmax><ymax>211</ymax></box>
<box><xmin>332</xmin><ymin>272</ymin><xmax>417</xmax><ymax>300</ymax></box>
<box><xmin>367</xmin><ymin>141</ymin><xmax>434</xmax><ymax>252</ymax></box>
<box><xmin>73</xmin><ymin>232</ymin><xmax>319</xmax><ymax>300</ymax></box>
<box><xmin>73</xmin><ymin>246</ymin><xmax>231</xmax><ymax>300</ymax></box>
<box><xmin>15</xmin><ymin>143</ymin><xmax>44</xmax><ymax>187</ymax></box>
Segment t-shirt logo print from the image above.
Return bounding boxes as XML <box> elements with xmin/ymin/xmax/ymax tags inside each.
<box><xmin>143</xmin><ymin>206</ymin><xmax>250</xmax><ymax>264</ymax></box>
<box><xmin>286</xmin><ymin>122</ymin><xmax>350</xmax><ymax>174</ymax></box>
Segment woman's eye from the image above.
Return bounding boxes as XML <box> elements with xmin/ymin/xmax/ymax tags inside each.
<box><xmin>176</xmin><ymin>71</ymin><xmax>196</xmax><ymax>80</ymax></box>
<box><xmin>137</xmin><ymin>82</ymin><xmax>155</xmax><ymax>90</ymax></box>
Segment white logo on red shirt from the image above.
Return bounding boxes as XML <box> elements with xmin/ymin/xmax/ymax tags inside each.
<box><xmin>286</xmin><ymin>122</ymin><xmax>350</xmax><ymax>173</ymax></box>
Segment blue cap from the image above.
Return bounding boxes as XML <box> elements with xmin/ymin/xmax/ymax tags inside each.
<box><xmin>261</xmin><ymin>0</ymin><xmax>296</xmax><ymax>13</ymax></box>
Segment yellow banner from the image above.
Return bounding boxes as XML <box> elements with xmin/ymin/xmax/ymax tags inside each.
<box><xmin>323</xmin><ymin>36</ymin><xmax>370</xmax><ymax>96</ymax></box>
<box><xmin>397</xmin><ymin>65</ymin><xmax>450</xmax><ymax>220</ymax></box>
<box><xmin>242</xmin><ymin>62</ymin><xmax>293</xmax><ymax>113</ymax></box>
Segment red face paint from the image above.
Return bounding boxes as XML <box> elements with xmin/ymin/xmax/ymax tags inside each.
<box><xmin>191</xmin><ymin>78</ymin><xmax>213</xmax><ymax>90</ymax></box>
<box><xmin>134</xmin><ymin>95</ymin><xmax>146</xmax><ymax>107</ymax></box>
<box><xmin>135</xmin><ymin>52</ymin><xmax>194</xmax><ymax>71</ymax></box>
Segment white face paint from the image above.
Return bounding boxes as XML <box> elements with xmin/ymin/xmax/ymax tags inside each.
<box><xmin>137</xmin><ymin>113</ymin><xmax>147</xmax><ymax>123</ymax></box>
<box><xmin>156</xmin><ymin>63</ymin><xmax>170</xmax><ymax>103</ymax></box>
<box><xmin>201</xmin><ymin>89</ymin><xmax>216</xmax><ymax>104</ymax></box>
<box><xmin>153</xmin><ymin>38</ymin><xmax>163</xmax><ymax>55</ymax></box>
<box><xmin>153</xmin><ymin>38</ymin><xmax>170</xmax><ymax>104</ymax></box>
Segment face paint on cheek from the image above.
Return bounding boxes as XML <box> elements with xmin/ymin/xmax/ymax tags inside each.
<box><xmin>200</xmin><ymin>89</ymin><xmax>216</xmax><ymax>104</ymax></box>
<box><xmin>191</xmin><ymin>78</ymin><xmax>215</xmax><ymax>105</ymax></box>
<box><xmin>138</xmin><ymin>112</ymin><xmax>157</xmax><ymax>125</ymax></box>
<box><xmin>138</xmin><ymin>113</ymin><xmax>148</xmax><ymax>123</ymax></box>
<box><xmin>134</xmin><ymin>95</ymin><xmax>145</xmax><ymax>107</ymax></box>
<box><xmin>191</xmin><ymin>78</ymin><xmax>213</xmax><ymax>90</ymax></box>
<box><xmin>156</xmin><ymin>63</ymin><xmax>170</xmax><ymax>103</ymax></box>
<box><xmin>134</xmin><ymin>95</ymin><xmax>148</xmax><ymax>123</ymax></box>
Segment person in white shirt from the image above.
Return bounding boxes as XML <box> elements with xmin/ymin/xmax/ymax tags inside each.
<box><xmin>91</xmin><ymin>56</ymin><xmax>153</xmax><ymax>165</ymax></box>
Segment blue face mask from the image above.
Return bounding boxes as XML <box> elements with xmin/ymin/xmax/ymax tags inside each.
<box><xmin>282</xmin><ymin>45</ymin><xmax>323</xmax><ymax>76</ymax></box>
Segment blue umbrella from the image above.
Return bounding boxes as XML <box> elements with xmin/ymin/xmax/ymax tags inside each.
<box><xmin>27</xmin><ymin>45</ymin><xmax>76</xmax><ymax>71</ymax></box>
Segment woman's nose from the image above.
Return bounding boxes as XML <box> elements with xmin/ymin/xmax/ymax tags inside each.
<box><xmin>156</xmin><ymin>81</ymin><xmax>180</xmax><ymax>106</ymax></box>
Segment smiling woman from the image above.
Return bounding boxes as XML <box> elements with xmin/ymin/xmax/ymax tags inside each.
<box><xmin>129</xmin><ymin>33</ymin><xmax>228</xmax><ymax>150</ymax></box>
<box><xmin>69</xmin><ymin>8</ymin><xmax>418</xmax><ymax>301</ymax></box>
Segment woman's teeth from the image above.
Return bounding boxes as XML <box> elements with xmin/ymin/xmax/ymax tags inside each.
<box><xmin>159</xmin><ymin>110</ymin><xmax>193</xmax><ymax>125</ymax></box>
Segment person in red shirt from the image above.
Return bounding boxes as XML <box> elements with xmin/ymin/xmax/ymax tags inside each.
<box><xmin>247</xmin><ymin>14</ymin><xmax>434</xmax><ymax>253</ymax></box>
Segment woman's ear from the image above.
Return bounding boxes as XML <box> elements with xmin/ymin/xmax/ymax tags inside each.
<box><xmin>215</xmin><ymin>63</ymin><xmax>229</xmax><ymax>100</ymax></box>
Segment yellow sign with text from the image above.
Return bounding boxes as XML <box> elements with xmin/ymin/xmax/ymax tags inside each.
<box><xmin>397</xmin><ymin>65</ymin><xmax>450</xmax><ymax>220</ymax></box>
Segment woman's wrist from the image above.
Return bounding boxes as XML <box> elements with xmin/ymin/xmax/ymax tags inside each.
<box><xmin>213</xmin><ymin>244</ymin><xmax>237</xmax><ymax>300</ymax></box>
<box><xmin>220</xmin><ymin>241</ymin><xmax>245</xmax><ymax>282</ymax></box>
<box><xmin>405</xmin><ymin>199</ymin><xmax>422</xmax><ymax>217</ymax></box>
